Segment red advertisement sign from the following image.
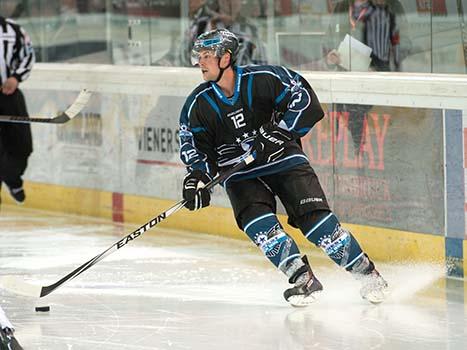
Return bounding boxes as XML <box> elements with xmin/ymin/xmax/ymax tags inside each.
<box><xmin>304</xmin><ymin>104</ymin><xmax>444</xmax><ymax>234</ymax></box>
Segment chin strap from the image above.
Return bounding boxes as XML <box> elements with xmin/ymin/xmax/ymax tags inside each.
<box><xmin>214</xmin><ymin>54</ymin><xmax>233</xmax><ymax>82</ymax></box>
<box><xmin>214</xmin><ymin>67</ymin><xmax>226</xmax><ymax>82</ymax></box>
<box><xmin>214</xmin><ymin>61</ymin><xmax>228</xmax><ymax>82</ymax></box>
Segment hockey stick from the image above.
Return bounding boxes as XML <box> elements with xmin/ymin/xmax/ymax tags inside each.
<box><xmin>0</xmin><ymin>89</ymin><xmax>91</xmax><ymax>124</ymax></box>
<box><xmin>0</xmin><ymin>154</ymin><xmax>255</xmax><ymax>298</ymax></box>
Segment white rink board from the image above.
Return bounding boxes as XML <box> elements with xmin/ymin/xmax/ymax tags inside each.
<box><xmin>19</xmin><ymin>64</ymin><xmax>467</xmax><ymax>209</ymax></box>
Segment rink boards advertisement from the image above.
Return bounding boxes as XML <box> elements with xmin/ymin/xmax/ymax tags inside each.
<box><xmin>23</xmin><ymin>88</ymin><xmax>444</xmax><ymax>237</ymax></box>
<box><xmin>304</xmin><ymin>105</ymin><xmax>445</xmax><ymax>235</ymax></box>
<box><xmin>24</xmin><ymin>89</ymin><xmax>229</xmax><ymax>209</ymax></box>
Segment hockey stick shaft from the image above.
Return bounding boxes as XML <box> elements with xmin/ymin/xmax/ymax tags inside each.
<box><xmin>35</xmin><ymin>154</ymin><xmax>254</xmax><ymax>297</ymax></box>
<box><xmin>0</xmin><ymin>89</ymin><xmax>91</xmax><ymax>124</ymax></box>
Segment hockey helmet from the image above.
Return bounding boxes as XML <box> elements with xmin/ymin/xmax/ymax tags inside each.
<box><xmin>191</xmin><ymin>29</ymin><xmax>239</xmax><ymax>66</ymax></box>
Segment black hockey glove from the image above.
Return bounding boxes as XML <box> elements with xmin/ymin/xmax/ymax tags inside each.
<box><xmin>182</xmin><ymin>170</ymin><xmax>212</xmax><ymax>211</ymax></box>
<box><xmin>252</xmin><ymin>123</ymin><xmax>293</xmax><ymax>164</ymax></box>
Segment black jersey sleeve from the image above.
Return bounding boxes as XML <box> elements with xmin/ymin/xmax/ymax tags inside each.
<box><xmin>264</xmin><ymin>66</ymin><xmax>324</xmax><ymax>138</ymax></box>
<box><xmin>179</xmin><ymin>86</ymin><xmax>218</xmax><ymax>176</ymax></box>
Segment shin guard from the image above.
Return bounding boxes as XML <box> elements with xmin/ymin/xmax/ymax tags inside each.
<box><xmin>244</xmin><ymin>213</ymin><xmax>301</xmax><ymax>270</ymax></box>
<box><xmin>304</xmin><ymin>212</ymin><xmax>364</xmax><ymax>270</ymax></box>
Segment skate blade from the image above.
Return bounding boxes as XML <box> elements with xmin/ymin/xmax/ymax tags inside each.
<box><xmin>363</xmin><ymin>287</ymin><xmax>390</xmax><ymax>304</ymax></box>
<box><xmin>287</xmin><ymin>290</ymin><xmax>322</xmax><ymax>307</ymax></box>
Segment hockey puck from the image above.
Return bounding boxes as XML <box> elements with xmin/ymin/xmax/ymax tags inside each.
<box><xmin>35</xmin><ymin>306</ymin><xmax>50</xmax><ymax>312</ymax></box>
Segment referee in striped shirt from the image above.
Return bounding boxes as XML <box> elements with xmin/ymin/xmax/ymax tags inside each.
<box><xmin>0</xmin><ymin>16</ymin><xmax>35</xmax><ymax>206</ymax></box>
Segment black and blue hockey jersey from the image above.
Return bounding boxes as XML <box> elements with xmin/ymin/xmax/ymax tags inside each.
<box><xmin>179</xmin><ymin>65</ymin><xmax>324</xmax><ymax>184</ymax></box>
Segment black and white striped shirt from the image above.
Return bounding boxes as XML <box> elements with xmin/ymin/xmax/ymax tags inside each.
<box><xmin>364</xmin><ymin>5</ymin><xmax>399</xmax><ymax>66</ymax></box>
<box><xmin>0</xmin><ymin>17</ymin><xmax>35</xmax><ymax>86</ymax></box>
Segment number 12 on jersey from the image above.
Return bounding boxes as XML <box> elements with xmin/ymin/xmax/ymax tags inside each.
<box><xmin>230</xmin><ymin>113</ymin><xmax>246</xmax><ymax>129</ymax></box>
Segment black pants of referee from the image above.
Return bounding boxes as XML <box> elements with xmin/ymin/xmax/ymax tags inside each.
<box><xmin>0</xmin><ymin>89</ymin><xmax>33</xmax><ymax>197</ymax></box>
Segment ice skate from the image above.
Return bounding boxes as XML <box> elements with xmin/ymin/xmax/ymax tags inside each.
<box><xmin>358</xmin><ymin>268</ymin><xmax>389</xmax><ymax>304</ymax></box>
<box><xmin>351</xmin><ymin>254</ymin><xmax>389</xmax><ymax>304</ymax></box>
<box><xmin>0</xmin><ymin>327</ymin><xmax>23</xmax><ymax>350</ymax></box>
<box><xmin>283</xmin><ymin>256</ymin><xmax>323</xmax><ymax>307</ymax></box>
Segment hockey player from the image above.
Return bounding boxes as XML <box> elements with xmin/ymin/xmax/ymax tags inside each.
<box><xmin>0</xmin><ymin>305</ymin><xmax>23</xmax><ymax>350</ymax></box>
<box><xmin>179</xmin><ymin>28</ymin><xmax>388</xmax><ymax>306</ymax></box>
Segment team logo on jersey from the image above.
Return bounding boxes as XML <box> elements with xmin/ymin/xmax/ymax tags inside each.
<box><xmin>179</xmin><ymin>124</ymin><xmax>190</xmax><ymax>137</ymax></box>
<box><xmin>215</xmin><ymin>129</ymin><xmax>255</xmax><ymax>167</ymax></box>
<box><xmin>287</xmin><ymin>78</ymin><xmax>311</xmax><ymax>112</ymax></box>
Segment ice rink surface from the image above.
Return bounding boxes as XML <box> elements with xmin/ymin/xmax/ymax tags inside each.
<box><xmin>0</xmin><ymin>205</ymin><xmax>466</xmax><ymax>350</ymax></box>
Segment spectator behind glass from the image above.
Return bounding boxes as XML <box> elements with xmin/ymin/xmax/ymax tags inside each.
<box><xmin>325</xmin><ymin>0</ymin><xmax>404</xmax><ymax>72</ymax></box>
<box><xmin>211</xmin><ymin>0</ymin><xmax>267</xmax><ymax>65</ymax></box>
<box><xmin>179</xmin><ymin>0</ymin><xmax>220</xmax><ymax>66</ymax></box>
<box><xmin>155</xmin><ymin>0</ymin><xmax>218</xmax><ymax>66</ymax></box>
<box><xmin>323</xmin><ymin>0</ymin><xmax>408</xmax><ymax>156</ymax></box>
<box><xmin>156</xmin><ymin>0</ymin><xmax>267</xmax><ymax>67</ymax></box>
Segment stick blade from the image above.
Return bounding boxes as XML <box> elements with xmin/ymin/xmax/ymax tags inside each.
<box><xmin>0</xmin><ymin>276</ymin><xmax>42</xmax><ymax>298</ymax></box>
<box><xmin>63</xmin><ymin>89</ymin><xmax>92</xmax><ymax>120</ymax></box>
<box><xmin>0</xmin><ymin>89</ymin><xmax>92</xmax><ymax>124</ymax></box>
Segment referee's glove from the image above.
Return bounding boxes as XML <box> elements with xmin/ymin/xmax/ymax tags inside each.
<box><xmin>182</xmin><ymin>170</ymin><xmax>212</xmax><ymax>211</ymax></box>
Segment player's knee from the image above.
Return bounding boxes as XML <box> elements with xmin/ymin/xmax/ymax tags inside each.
<box><xmin>297</xmin><ymin>211</ymin><xmax>364</xmax><ymax>270</ymax></box>
<box><xmin>239</xmin><ymin>203</ymin><xmax>273</xmax><ymax>228</ymax></box>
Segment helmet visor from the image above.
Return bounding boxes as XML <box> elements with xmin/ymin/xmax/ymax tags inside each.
<box><xmin>191</xmin><ymin>49</ymin><xmax>218</xmax><ymax>66</ymax></box>
<box><xmin>191</xmin><ymin>37</ymin><xmax>222</xmax><ymax>66</ymax></box>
